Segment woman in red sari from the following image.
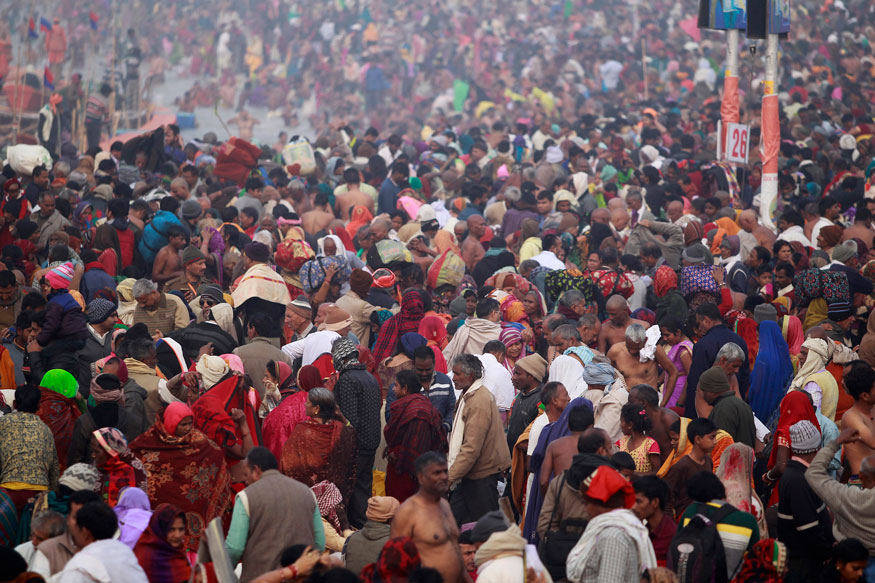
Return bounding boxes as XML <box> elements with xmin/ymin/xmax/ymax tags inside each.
<box><xmin>262</xmin><ymin>364</ymin><xmax>320</xmax><ymax>460</ymax></box>
<box><xmin>130</xmin><ymin>402</ymin><xmax>232</xmax><ymax>551</ymax></box>
<box><xmin>763</xmin><ymin>391</ymin><xmax>820</xmax><ymax>504</ymax></box>
<box><xmin>280</xmin><ymin>387</ymin><xmax>357</xmax><ymax>502</ymax></box>
<box><xmin>36</xmin><ymin>369</ymin><xmax>82</xmax><ymax>472</ymax></box>
<box><xmin>90</xmin><ymin>427</ymin><xmax>149</xmax><ymax>507</ymax></box>
<box><xmin>133</xmin><ymin>503</ymin><xmax>192</xmax><ymax>583</ymax></box>
<box><xmin>383</xmin><ymin>371</ymin><xmax>447</xmax><ymax>502</ymax></box>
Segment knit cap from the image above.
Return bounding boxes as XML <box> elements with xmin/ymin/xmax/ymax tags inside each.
<box><xmin>789</xmin><ymin>420</ymin><xmax>821</xmax><ymax>454</ymax></box>
<box><xmin>46</xmin><ymin>261</ymin><xmax>75</xmax><ymax>290</ymax></box>
<box><xmin>86</xmin><ymin>298</ymin><xmax>117</xmax><ymax>324</ymax></box>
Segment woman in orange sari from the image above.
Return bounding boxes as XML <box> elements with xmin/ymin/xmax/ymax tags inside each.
<box><xmin>346</xmin><ymin>205</ymin><xmax>374</xmax><ymax>242</ymax></box>
<box><xmin>280</xmin><ymin>387</ymin><xmax>357</xmax><ymax>502</ymax></box>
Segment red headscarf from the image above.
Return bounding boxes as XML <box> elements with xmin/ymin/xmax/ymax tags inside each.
<box><xmin>653</xmin><ymin>265</ymin><xmax>678</xmax><ymax>298</ymax></box>
<box><xmin>768</xmin><ymin>391</ymin><xmax>820</xmax><ymax>469</ymax></box>
<box><xmin>163</xmin><ymin>402</ymin><xmax>193</xmax><ymax>436</ymax></box>
<box><xmin>360</xmin><ymin>537</ymin><xmax>422</xmax><ymax>583</ymax></box>
<box><xmin>297</xmin><ymin>365</ymin><xmax>323</xmax><ymax>391</ymax></box>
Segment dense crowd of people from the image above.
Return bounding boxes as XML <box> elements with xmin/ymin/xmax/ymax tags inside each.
<box><xmin>1</xmin><ymin>0</ymin><xmax>875</xmax><ymax>582</ymax></box>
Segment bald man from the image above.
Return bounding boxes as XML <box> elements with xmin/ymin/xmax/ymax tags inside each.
<box><xmin>461</xmin><ymin>215</ymin><xmax>487</xmax><ymax>270</ymax></box>
<box><xmin>610</xmin><ymin>209</ymin><xmax>630</xmax><ymax>241</ymax></box>
<box><xmin>591</xmin><ymin>208</ymin><xmax>611</xmax><ymax>225</ymax></box>
<box><xmin>598</xmin><ymin>295</ymin><xmax>650</xmax><ymax>353</ymax></box>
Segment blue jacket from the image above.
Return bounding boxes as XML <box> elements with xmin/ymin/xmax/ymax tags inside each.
<box><xmin>385</xmin><ymin>371</ymin><xmax>456</xmax><ymax>433</ymax></box>
<box><xmin>685</xmin><ymin>324</ymin><xmax>750</xmax><ymax>417</ymax></box>
<box><xmin>378</xmin><ymin>177</ymin><xmax>401</xmax><ymax>215</ymax></box>
<box><xmin>81</xmin><ymin>267</ymin><xmax>117</xmax><ymax>304</ymax></box>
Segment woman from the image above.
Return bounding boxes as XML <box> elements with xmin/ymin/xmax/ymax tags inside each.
<box><xmin>417</xmin><ymin>316</ymin><xmax>449</xmax><ymax>373</ymax></box>
<box><xmin>36</xmin><ymin>369</ymin><xmax>82</xmax><ymax>472</ymax></box>
<box><xmin>360</xmin><ymin>537</ymin><xmax>422</xmax><ymax>583</ymax></box>
<box><xmin>280</xmin><ymin>387</ymin><xmax>357</xmax><ymax>501</ymax></box>
<box><xmin>764</xmin><ymin>391</ymin><xmax>820</xmax><ymax>495</ymax></box>
<box><xmin>747</xmin><ymin>320</ymin><xmax>794</xmax><ymax>424</ymax></box>
<box><xmin>346</xmin><ymin>206</ymin><xmax>373</xmax><ymax>241</ymax></box>
<box><xmin>377</xmin><ymin>333</ymin><xmax>427</xmax><ymax>397</ymax></box>
<box><xmin>114</xmin><ymin>487</ymin><xmax>152</xmax><ymax>548</ymax></box>
<box><xmin>779</xmin><ymin>312</ymin><xmax>804</xmax><ymax>356</ymax></box>
<box><xmin>653</xmin><ymin>265</ymin><xmax>689</xmax><ymax>326</ymax></box>
<box><xmin>258</xmin><ymin>359</ymin><xmax>295</xmax><ymax>417</ymax></box>
<box><xmin>129</xmin><ymin>402</ymin><xmax>232</xmax><ymax>551</ymax></box>
<box><xmin>499</xmin><ymin>327</ymin><xmax>526</xmax><ymax>373</ymax></box>
<box><xmin>487</xmin><ymin>272</ymin><xmax>530</xmax><ymax>299</ymax></box>
<box><xmin>384</xmin><ymin>370</ymin><xmax>447</xmax><ymax>502</ymax></box>
<box><xmin>372</xmin><ymin>289</ymin><xmax>426</xmax><ymax>362</ymax></box>
<box><xmin>773</xmin><ymin>240</ymin><xmax>793</xmax><ymax>265</ymax></box>
<box><xmin>821</xmin><ymin>538</ymin><xmax>869</xmax><ymax>583</ymax></box>
<box><xmin>90</xmin><ymin>223</ymin><xmax>122</xmax><ymax>276</ymax></box>
<box><xmin>262</xmin><ymin>364</ymin><xmax>318</xmax><ymax>460</ymax></box>
<box><xmin>790</xmin><ymin>338</ymin><xmax>838</xmax><ymax>421</ymax></box>
<box><xmin>732</xmin><ymin>539</ymin><xmax>787</xmax><ymax>583</ymax></box>
<box><xmin>716</xmin><ymin>444</ymin><xmax>768</xmax><ymax>538</ymax></box>
<box><xmin>90</xmin><ymin>427</ymin><xmax>149</xmax><ymax>507</ymax></box>
<box><xmin>133</xmin><ymin>503</ymin><xmax>192</xmax><ymax>583</ymax></box>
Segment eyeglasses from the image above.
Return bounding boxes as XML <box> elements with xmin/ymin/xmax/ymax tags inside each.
<box><xmin>200</xmin><ymin>298</ymin><xmax>217</xmax><ymax>307</ymax></box>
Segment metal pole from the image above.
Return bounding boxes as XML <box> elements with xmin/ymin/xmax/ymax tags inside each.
<box><xmin>759</xmin><ymin>33</ymin><xmax>779</xmax><ymax>231</ymax></box>
<box><xmin>642</xmin><ymin>38</ymin><xmax>648</xmax><ymax>101</ymax></box>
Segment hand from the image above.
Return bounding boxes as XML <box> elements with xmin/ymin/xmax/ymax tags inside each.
<box><xmin>323</xmin><ymin>264</ymin><xmax>338</xmax><ymax>282</ymax></box>
<box><xmin>181</xmin><ymin>371</ymin><xmax>201</xmax><ymax>388</ymax></box>
<box><xmin>183</xmin><ymin>290</ymin><xmax>195</xmax><ymax>303</ymax></box>
<box><xmin>230</xmin><ymin>408</ymin><xmax>246</xmax><ymax>425</ymax></box>
<box><xmin>152</xmin><ymin>329</ymin><xmax>164</xmax><ymax>341</ymax></box>
<box><xmin>638</xmin><ymin>219</ymin><xmax>652</xmax><ymax>229</ymax></box>
<box><xmin>835</xmin><ymin>427</ymin><xmax>860</xmax><ymax>445</ymax></box>
<box><xmin>293</xmin><ymin>546</ymin><xmax>323</xmax><ymax>576</ymax></box>
<box><xmin>198</xmin><ymin>342</ymin><xmax>214</xmax><ymax>358</ymax></box>
<box><xmin>27</xmin><ymin>340</ymin><xmax>41</xmax><ymax>353</ymax></box>
<box><xmin>711</xmin><ymin>266</ymin><xmax>725</xmax><ymax>285</ymax></box>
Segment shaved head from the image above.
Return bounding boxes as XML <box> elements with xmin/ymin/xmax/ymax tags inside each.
<box><xmin>606</xmin><ymin>294</ymin><xmax>629</xmax><ymax>311</ymax></box>
<box><xmin>591</xmin><ymin>208</ymin><xmax>611</xmax><ymax>224</ymax></box>
<box><xmin>738</xmin><ymin>210</ymin><xmax>757</xmax><ymax>232</ymax></box>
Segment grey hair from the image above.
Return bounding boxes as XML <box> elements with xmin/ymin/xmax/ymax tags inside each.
<box><xmin>625</xmin><ymin>324</ymin><xmax>647</xmax><ymax>344</ymax></box>
<box><xmin>626</xmin><ymin>189</ymin><xmax>643</xmax><ymax>202</ymax></box>
<box><xmin>53</xmin><ymin>161</ymin><xmax>70</xmax><ymax>177</ymax></box>
<box><xmin>578</xmin><ymin>313</ymin><xmax>599</xmax><ymax>327</ymax></box>
<box><xmin>716</xmin><ymin>342</ymin><xmax>744</xmax><ymax>363</ymax></box>
<box><xmin>32</xmin><ymin>510</ymin><xmax>66</xmax><ymax>538</ymax></box>
<box><xmin>132</xmin><ymin>279</ymin><xmax>158</xmax><ymax>298</ymax></box>
<box><xmin>553</xmin><ymin>324</ymin><xmax>581</xmax><ymax>343</ymax></box>
<box><xmin>452</xmin><ymin>354</ymin><xmax>483</xmax><ymax>379</ymax></box>
<box><xmin>558</xmin><ymin>289</ymin><xmax>586</xmax><ymax>308</ymax></box>
<box><xmin>504</xmin><ymin>186</ymin><xmax>521</xmax><ymax>203</ymax></box>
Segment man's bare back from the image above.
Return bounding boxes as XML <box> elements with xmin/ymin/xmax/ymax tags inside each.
<box><xmin>461</xmin><ymin>235</ymin><xmax>484</xmax><ymax>271</ymax></box>
<box><xmin>841</xmin><ymin>406</ymin><xmax>875</xmax><ymax>475</ymax></box>
<box><xmin>598</xmin><ymin>318</ymin><xmax>649</xmax><ymax>353</ymax></box>
<box><xmin>335</xmin><ymin>190</ymin><xmax>374</xmax><ymax>221</ymax></box>
<box><xmin>392</xmin><ymin>493</ymin><xmax>467</xmax><ymax>583</ymax></box>
<box><xmin>650</xmin><ymin>408</ymin><xmax>679</xmax><ymax>463</ymax></box>
<box><xmin>540</xmin><ymin>434</ymin><xmax>580</xmax><ymax>490</ymax></box>
<box><xmin>301</xmin><ymin>209</ymin><xmax>336</xmax><ymax>236</ymax></box>
<box><xmin>152</xmin><ymin>244</ymin><xmax>182</xmax><ymax>284</ymax></box>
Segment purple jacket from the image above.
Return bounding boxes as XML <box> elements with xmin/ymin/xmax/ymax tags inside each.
<box><xmin>37</xmin><ymin>291</ymin><xmax>88</xmax><ymax>346</ymax></box>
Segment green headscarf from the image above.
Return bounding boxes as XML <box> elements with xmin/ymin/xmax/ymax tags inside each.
<box><xmin>40</xmin><ymin>369</ymin><xmax>78</xmax><ymax>399</ymax></box>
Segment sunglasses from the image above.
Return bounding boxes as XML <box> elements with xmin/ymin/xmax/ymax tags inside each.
<box><xmin>200</xmin><ymin>298</ymin><xmax>217</xmax><ymax>307</ymax></box>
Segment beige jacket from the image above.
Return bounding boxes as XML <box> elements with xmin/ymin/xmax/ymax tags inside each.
<box><xmin>448</xmin><ymin>381</ymin><xmax>512</xmax><ymax>483</ymax></box>
<box><xmin>335</xmin><ymin>291</ymin><xmax>379</xmax><ymax>347</ymax></box>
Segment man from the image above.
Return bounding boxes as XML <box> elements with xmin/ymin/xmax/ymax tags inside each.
<box><xmin>539</xmin><ymin>404</ymin><xmax>595</xmax><ymax>491</ymax></box>
<box><xmin>226</xmin><ymin>448</ymin><xmax>322</xmax><ymax>582</ymax></box>
<box><xmin>608</xmin><ymin>324</ymin><xmax>677</xmax><ymax>390</ymax></box>
<box><xmin>628</xmin><ymin>384</ymin><xmax>679</xmax><ymax>464</ymax></box>
<box><xmin>626</xmin><ymin>219</ymin><xmax>685</xmax><ymax>269</ymax></box>
<box><xmin>282</xmin><ymin>306</ymin><xmax>351</xmax><ymax>366</ymax></box>
<box><xmin>342</xmin><ymin>496</ymin><xmax>399</xmax><ymax>574</ymax></box>
<box><xmin>164</xmin><ymin>245</ymin><xmax>208</xmax><ymax>301</ymax></box>
<box><xmin>685</xmin><ymin>302</ymin><xmax>751</xmax><ymax>418</ymax></box>
<box><xmin>378</xmin><ymin>161</ymin><xmax>409</xmax><ymax>215</ymax></box>
<box><xmin>713</xmin><ymin>342</ymin><xmax>745</xmax><ymax>399</ymax></box>
<box><xmin>32</xmin><ymin>192</ymin><xmax>70</xmax><ymax>248</ymax></box>
<box><xmin>392</xmin><ymin>452</ymin><xmax>467</xmax><ymax>583</ymax></box>
<box><xmin>75</xmin><ymin>299</ymin><xmax>116</xmax><ymax>392</ymax></box>
<box><xmin>448</xmin><ymin>354</ymin><xmax>512</xmax><ymax>525</ymax></box>
<box><xmin>701</xmin><ymin>366</ymin><xmax>756</xmax><ymax>448</ymax></box>
<box><xmin>506</xmin><ymin>354</ymin><xmax>548</xmax><ymax>451</ymax></box>
<box><xmin>332</xmin><ymin>339</ymin><xmax>382</xmax><ymax>529</ymax></box>
<box><xmin>576</xmin><ymin>314</ymin><xmax>601</xmax><ymax>351</ymax></box>
<box><xmin>25</xmin><ymin>165</ymin><xmax>50</xmax><ymax>206</ymax></box>
<box><xmin>632</xmin><ymin>476</ymin><xmax>677</xmax><ymax>566</ymax></box>
<box><xmin>531</xmin><ymin>233</ymin><xmax>566</xmax><ymax>270</ymax></box>
<box><xmin>14</xmin><ymin>509</ymin><xmax>66</xmax><ymax>575</ymax></box>
<box><xmin>285</xmin><ymin>295</ymin><xmax>315</xmax><ymax>342</ymax></box>
<box><xmin>840</xmin><ymin>362</ymin><xmax>875</xmax><ymax>480</ymax></box>
<box><xmin>777</xmin><ymin>420</ymin><xmax>834</xmax><ymax>582</ymax></box>
<box><xmin>0</xmin><ymin>385</ymin><xmax>59</xmax><ymax>511</ymax></box>
<box><xmin>566</xmin><ymin>465</ymin><xmax>656</xmax><ymax>582</ymax></box>
<box><xmin>301</xmin><ymin>191</ymin><xmax>335</xmax><ymax>235</ymax></box>
<box><xmin>598</xmin><ymin>295</ymin><xmax>650</xmax><ymax>353</ymax></box>
<box><xmin>461</xmin><ymin>214</ymin><xmax>487</xmax><ymax>271</ymax></box>
<box><xmin>386</xmin><ymin>345</ymin><xmax>455</xmax><ymax>432</ymax></box>
<box><xmin>233</xmin><ymin>312</ymin><xmax>292</xmax><ymax>399</ymax></box>
<box><xmin>57</xmin><ymin>500</ymin><xmax>148</xmax><ymax>582</ymax></box>
<box><xmin>335</xmin><ymin>269</ymin><xmax>379</xmax><ymax>346</ymax></box>
<box><xmin>334</xmin><ymin>168</ymin><xmax>375</xmax><ymax>219</ymax></box>
<box><xmin>169</xmin><ymin>177</ymin><xmax>191</xmax><ymax>201</ymax></box>
<box><xmin>806</xmin><ymin>426</ymin><xmax>875</xmax><ymax>578</ymax></box>
<box><xmin>4</xmin><ymin>311</ymin><xmax>32</xmax><ymax>386</ymax></box>
<box><xmin>776</xmin><ymin>209</ymin><xmax>812</xmax><ymax>248</ymax></box>
<box><xmin>811</xmin><ymin>196</ymin><xmax>843</xmax><ymax>248</ymax></box>
<box><xmin>378</xmin><ymin>135</ymin><xmax>404</xmax><ymax>168</ymax></box>
<box><xmin>478</xmin><ymin>340</ymin><xmax>516</xmax><ymax>417</ymax></box>
<box><xmin>581</xmin><ymin>362</ymin><xmax>626</xmax><ymax>441</ymax></box>
<box><xmin>131</xmin><ymin>278</ymin><xmax>190</xmax><ymax>335</ymax></box>
<box><xmin>151</xmin><ymin>225</ymin><xmax>188</xmax><ymax>285</ymax></box>
<box><xmin>443</xmin><ymin>298</ymin><xmax>502</xmax><ymax>362</ymax></box>
<box><xmin>232</xmin><ymin>242</ymin><xmax>292</xmax><ymax>340</ymax></box>
<box><xmin>124</xmin><ymin>335</ymin><xmax>163</xmax><ymax>424</ymax></box>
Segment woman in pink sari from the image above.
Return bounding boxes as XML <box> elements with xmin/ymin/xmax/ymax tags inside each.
<box><xmin>262</xmin><ymin>364</ymin><xmax>321</xmax><ymax>459</ymax></box>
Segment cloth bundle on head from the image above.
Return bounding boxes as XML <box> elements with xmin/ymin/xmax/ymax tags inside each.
<box><xmin>59</xmin><ymin>462</ymin><xmax>100</xmax><ymax>492</ymax></box>
<box><xmin>195</xmin><ymin>354</ymin><xmax>230</xmax><ymax>390</ymax></box>
<box><xmin>41</xmin><ymin>369</ymin><xmax>78</xmax><ymax>398</ymax></box>
<box><xmin>789</xmin><ymin>420</ymin><xmax>821</xmax><ymax>454</ymax></box>
<box><xmin>581</xmin><ymin>362</ymin><xmax>616</xmax><ymax>392</ymax></box>
<box><xmin>366</xmin><ymin>496</ymin><xmax>400</xmax><ymax>523</ymax></box>
<box><xmin>93</xmin><ymin>427</ymin><xmax>129</xmax><ymax>457</ymax></box>
<box><xmin>243</xmin><ymin>241</ymin><xmax>271</xmax><ymax>263</ymax></box>
<box><xmin>319</xmin><ymin>306</ymin><xmax>352</xmax><ymax>332</ymax></box>
<box><xmin>91</xmin><ymin>374</ymin><xmax>124</xmax><ymax>405</ymax></box>
<box><xmin>699</xmin><ymin>366</ymin><xmax>731</xmax><ymax>393</ymax></box>
<box><xmin>46</xmin><ymin>261</ymin><xmax>75</xmax><ymax>289</ymax></box>
<box><xmin>163</xmin><ymin>402</ymin><xmax>193</xmax><ymax>435</ymax></box>
<box><xmin>753</xmin><ymin>303</ymin><xmax>777</xmax><ymax>324</ymax></box>
<box><xmin>515</xmin><ymin>354</ymin><xmax>547</xmax><ymax>383</ymax></box>
<box><xmin>181</xmin><ymin>245</ymin><xmax>206</xmax><ymax>265</ymax></box>
<box><xmin>827</xmin><ymin>300</ymin><xmax>852</xmax><ymax>321</ymax></box>
<box><xmin>372</xmin><ymin>268</ymin><xmax>397</xmax><ymax>289</ymax></box>
<box><xmin>86</xmin><ymin>298</ymin><xmax>117</xmax><ymax>324</ymax></box>
<box><xmin>350</xmin><ymin>268</ymin><xmax>374</xmax><ymax>297</ymax></box>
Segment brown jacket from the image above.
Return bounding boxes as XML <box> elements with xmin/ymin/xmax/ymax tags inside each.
<box><xmin>36</xmin><ymin>531</ymin><xmax>77</xmax><ymax>575</ymax></box>
<box><xmin>537</xmin><ymin>472</ymin><xmax>589</xmax><ymax>539</ymax></box>
<box><xmin>448</xmin><ymin>381</ymin><xmax>511</xmax><ymax>482</ymax></box>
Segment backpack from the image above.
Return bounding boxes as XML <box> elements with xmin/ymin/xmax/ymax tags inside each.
<box><xmin>667</xmin><ymin>503</ymin><xmax>735</xmax><ymax>583</ymax></box>
<box><xmin>537</xmin><ymin>474</ymin><xmax>588</xmax><ymax>581</ymax></box>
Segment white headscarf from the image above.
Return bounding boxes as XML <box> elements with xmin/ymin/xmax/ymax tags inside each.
<box><xmin>317</xmin><ymin>234</ymin><xmax>345</xmax><ymax>257</ymax></box>
<box><xmin>195</xmin><ymin>354</ymin><xmax>230</xmax><ymax>390</ymax></box>
<box><xmin>548</xmin><ymin>355</ymin><xmax>588</xmax><ymax>400</ymax></box>
<box><xmin>790</xmin><ymin>338</ymin><xmax>831</xmax><ymax>390</ymax></box>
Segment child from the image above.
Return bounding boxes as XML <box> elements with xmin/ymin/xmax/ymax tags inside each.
<box><xmin>611</xmin><ymin>451</ymin><xmax>636</xmax><ymax>480</ymax></box>
<box><xmin>36</xmin><ymin>261</ymin><xmax>88</xmax><ymax>366</ymax></box>
<box><xmin>754</xmin><ymin>264</ymin><xmax>774</xmax><ymax>300</ymax></box>
<box><xmin>615</xmin><ymin>403</ymin><xmax>661</xmax><ymax>475</ymax></box>
<box><xmin>660</xmin><ymin>315</ymin><xmax>693</xmax><ymax>411</ymax></box>
<box><xmin>663</xmin><ymin>417</ymin><xmax>716</xmax><ymax>518</ymax></box>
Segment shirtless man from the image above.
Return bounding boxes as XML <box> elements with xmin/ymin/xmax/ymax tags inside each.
<box><xmin>597</xmin><ymin>294</ymin><xmax>649</xmax><ymax>353</ymax></box>
<box><xmin>392</xmin><ymin>452</ymin><xmax>469</xmax><ymax>583</ymax></box>
<box><xmin>461</xmin><ymin>215</ymin><xmax>486</xmax><ymax>271</ymax></box>
<box><xmin>301</xmin><ymin>191</ymin><xmax>335</xmax><ymax>236</ymax></box>
<box><xmin>627</xmin><ymin>384</ymin><xmax>679</xmax><ymax>463</ymax></box>
<box><xmin>539</xmin><ymin>404</ymin><xmax>595</xmax><ymax>491</ymax></box>
<box><xmin>840</xmin><ymin>362</ymin><xmax>875</xmax><ymax>479</ymax></box>
<box><xmin>607</xmin><ymin>324</ymin><xmax>677</xmax><ymax>391</ymax></box>
<box><xmin>227</xmin><ymin>110</ymin><xmax>259</xmax><ymax>142</ymax></box>
<box><xmin>334</xmin><ymin>168</ymin><xmax>375</xmax><ymax>220</ymax></box>
<box><xmin>151</xmin><ymin>225</ymin><xmax>187</xmax><ymax>285</ymax></box>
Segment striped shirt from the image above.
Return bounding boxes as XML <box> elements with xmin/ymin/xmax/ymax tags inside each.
<box><xmin>680</xmin><ymin>501</ymin><xmax>760</xmax><ymax>580</ymax></box>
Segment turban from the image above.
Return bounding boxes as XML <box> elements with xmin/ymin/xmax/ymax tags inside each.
<box><xmin>515</xmin><ymin>354</ymin><xmax>547</xmax><ymax>383</ymax></box>
<box><xmin>581</xmin><ymin>363</ymin><xmax>616</xmax><ymax>392</ymax></box>
<box><xmin>366</xmin><ymin>496</ymin><xmax>401</xmax><ymax>523</ymax></box>
<box><xmin>372</xmin><ymin>268</ymin><xmax>397</xmax><ymax>289</ymax></box>
<box><xmin>90</xmin><ymin>374</ymin><xmax>124</xmax><ymax>405</ymax></box>
<box><xmin>195</xmin><ymin>354</ymin><xmax>230</xmax><ymax>389</ymax></box>
<box><xmin>698</xmin><ymin>366</ymin><xmax>731</xmax><ymax>393</ymax></box>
